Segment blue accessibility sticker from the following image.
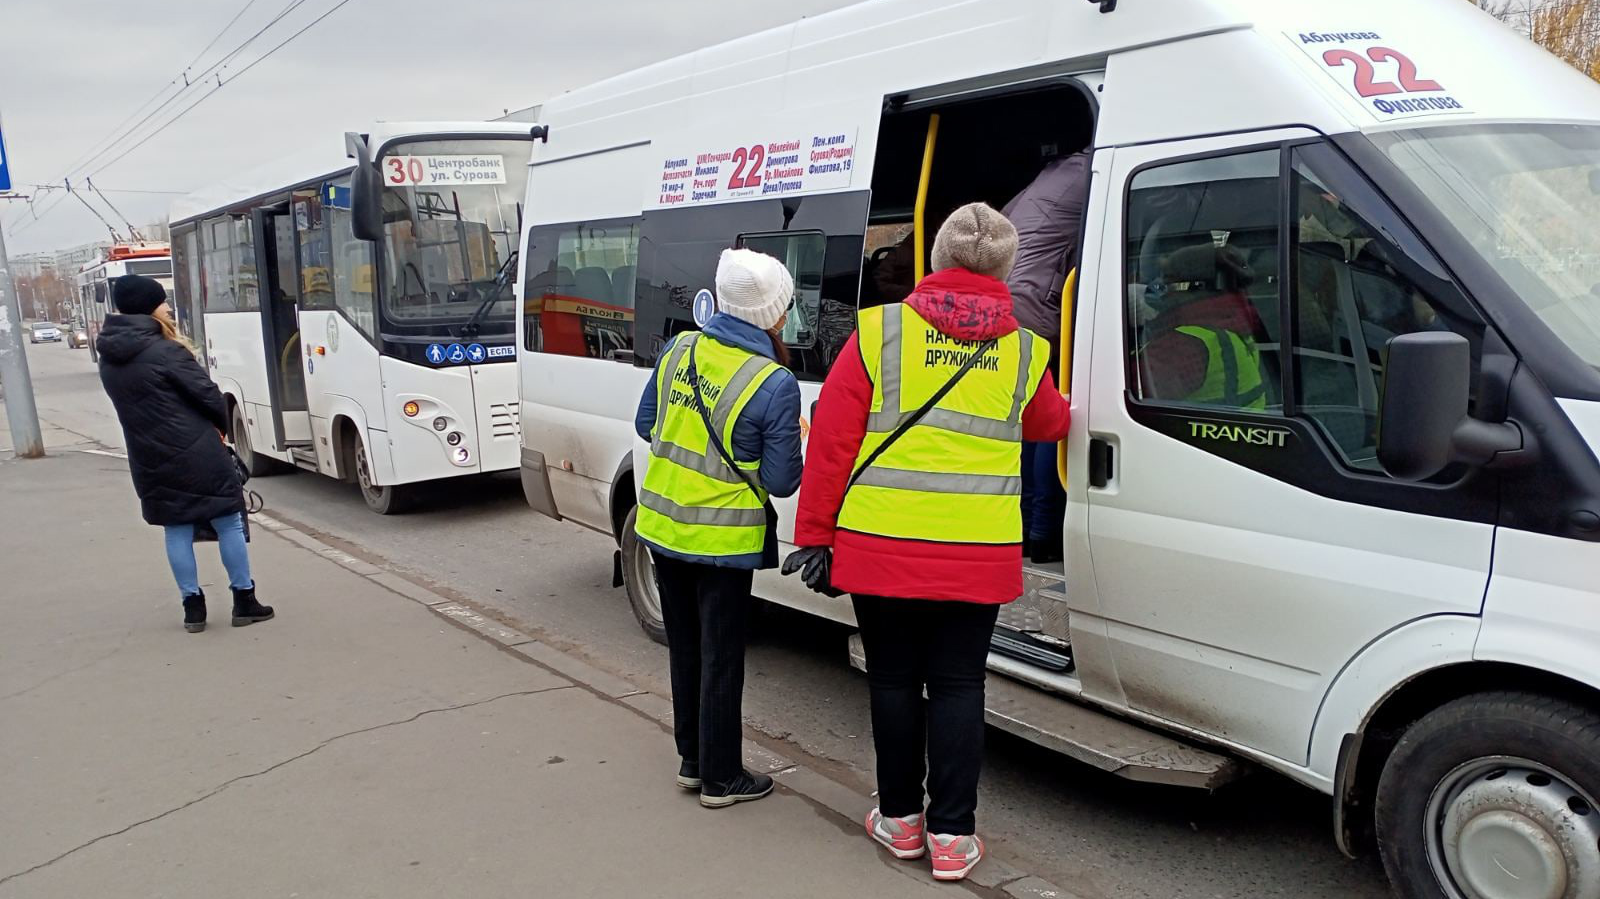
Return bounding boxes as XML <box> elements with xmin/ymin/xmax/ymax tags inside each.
<box><xmin>426</xmin><ymin>343</ymin><xmax>447</xmax><ymax>365</ymax></box>
<box><xmin>446</xmin><ymin>343</ymin><xmax>467</xmax><ymax>364</ymax></box>
<box><xmin>692</xmin><ymin>288</ymin><xmax>716</xmax><ymax>327</ymax></box>
<box><xmin>466</xmin><ymin>343</ymin><xmax>487</xmax><ymax>364</ymax></box>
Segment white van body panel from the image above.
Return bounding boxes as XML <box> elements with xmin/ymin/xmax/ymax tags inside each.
<box><xmin>1477</xmin><ymin>529</ymin><xmax>1600</xmax><ymax>695</ymax></box>
<box><xmin>1560</xmin><ymin>398</ymin><xmax>1600</xmax><ymax>452</ymax></box>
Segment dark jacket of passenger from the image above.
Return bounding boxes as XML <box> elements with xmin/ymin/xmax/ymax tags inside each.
<box><xmin>1002</xmin><ymin>152</ymin><xmax>1092</xmax><ymax>347</ymax></box>
<box><xmin>97</xmin><ymin>314</ymin><xmax>245</xmax><ymax>527</ymax></box>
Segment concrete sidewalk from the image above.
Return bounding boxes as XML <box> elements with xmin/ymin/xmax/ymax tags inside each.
<box><xmin>0</xmin><ymin>453</ymin><xmax>977</xmax><ymax>898</ymax></box>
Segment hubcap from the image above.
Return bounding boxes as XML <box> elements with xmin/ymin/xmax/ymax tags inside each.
<box><xmin>233</xmin><ymin>411</ymin><xmax>252</xmax><ymax>467</ymax></box>
<box><xmin>627</xmin><ymin>532</ymin><xmax>664</xmax><ymax>629</ymax></box>
<box><xmin>1427</xmin><ymin>757</ymin><xmax>1600</xmax><ymax>899</ymax></box>
<box><xmin>355</xmin><ymin>443</ymin><xmax>380</xmax><ymax>500</ymax></box>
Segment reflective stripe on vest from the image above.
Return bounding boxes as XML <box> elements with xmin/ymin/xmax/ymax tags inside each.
<box><xmin>1175</xmin><ymin>325</ymin><xmax>1267</xmax><ymax>410</ymax></box>
<box><xmin>838</xmin><ymin>303</ymin><xmax>1050</xmax><ymax>545</ymax></box>
<box><xmin>635</xmin><ymin>333</ymin><xmax>781</xmax><ymax>557</ymax></box>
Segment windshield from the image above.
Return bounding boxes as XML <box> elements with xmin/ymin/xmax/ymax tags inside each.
<box><xmin>378</xmin><ymin>138</ymin><xmax>531</xmax><ymax>325</ymax></box>
<box><xmin>32</xmin><ymin>322</ymin><xmax>54</xmax><ymax>330</ymax></box>
<box><xmin>1371</xmin><ymin>123</ymin><xmax>1600</xmax><ymax>368</ymax></box>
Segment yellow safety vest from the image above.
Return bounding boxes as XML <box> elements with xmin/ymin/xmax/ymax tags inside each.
<box><xmin>838</xmin><ymin>303</ymin><xmax>1050</xmax><ymax>545</ymax></box>
<box><xmin>1175</xmin><ymin>325</ymin><xmax>1267</xmax><ymax>410</ymax></box>
<box><xmin>636</xmin><ymin>332</ymin><xmax>782</xmax><ymax>558</ymax></box>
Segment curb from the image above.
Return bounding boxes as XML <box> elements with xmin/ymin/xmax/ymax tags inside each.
<box><xmin>254</xmin><ymin>510</ymin><xmax>1084</xmax><ymax>898</ymax></box>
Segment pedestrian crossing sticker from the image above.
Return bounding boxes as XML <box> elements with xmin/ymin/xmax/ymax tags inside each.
<box><xmin>426</xmin><ymin>344</ymin><xmax>446</xmax><ymax>365</ymax></box>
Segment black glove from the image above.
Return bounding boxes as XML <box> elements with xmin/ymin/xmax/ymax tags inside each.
<box><xmin>781</xmin><ymin>547</ymin><xmax>844</xmax><ymax>598</ymax></box>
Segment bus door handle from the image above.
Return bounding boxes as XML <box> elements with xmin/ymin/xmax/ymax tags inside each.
<box><xmin>1088</xmin><ymin>438</ymin><xmax>1115</xmax><ymax>489</ymax></box>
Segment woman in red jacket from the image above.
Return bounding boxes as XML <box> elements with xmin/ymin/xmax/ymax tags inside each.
<box><xmin>791</xmin><ymin>204</ymin><xmax>1071</xmax><ymax>880</ymax></box>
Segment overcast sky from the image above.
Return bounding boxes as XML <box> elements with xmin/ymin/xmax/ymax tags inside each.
<box><xmin>0</xmin><ymin>0</ymin><xmax>861</xmax><ymax>255</ymax></box>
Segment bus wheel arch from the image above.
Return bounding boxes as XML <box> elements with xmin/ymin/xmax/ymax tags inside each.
<box><xmin>335</xmin><ymin>417</ymin><xmax>412</xmax><ymax>515</ymax></box>
<box><xmin>226</xmin><ymin>393</ymin><xmax>277</xmax><ymax>477</ymax></box>
<box><xmin>1339</xmin><ymin>663</ymin><xmax>1600</xmax><ymax>866</ymax></box>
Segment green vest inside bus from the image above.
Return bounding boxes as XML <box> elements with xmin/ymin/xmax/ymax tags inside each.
<box><xmin>636</xmin><ymin>333</ymin><xmax>782</xmax><ymax>558</ymax></box>
<box><xmin>837</xmin><ymin>303</ymin><xmax>1049</xmax><ymax>546</ymax></box>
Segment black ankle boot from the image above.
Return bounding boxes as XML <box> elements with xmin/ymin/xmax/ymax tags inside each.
<box><xmin>182</xmin><ymin>593</ymin><xmax>207</xmax><ymax>633</ymax></box>
<box><xmin>231</xmin><ymin>584</ymin><xmax>274</xmax><ymax>627</ymax></box>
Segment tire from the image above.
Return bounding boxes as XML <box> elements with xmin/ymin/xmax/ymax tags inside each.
<box><xmin>352</xmin><ymin>434</ymin><xmax>412</xmax><ymax>515</ymax></box>
<box><xmin>1375</xmin><ymin>691</ymin><xmax>1600</xmax><ymax>899</ymax></box>
<box><xmin>619</xmin><ymin>505</ymin><xmax>668</xmax><ymax>645</ymax></box>
<box><xmin>230</xmin><ymin>405</ymin><xmax>279</xmax><ymax>478</ymax></box>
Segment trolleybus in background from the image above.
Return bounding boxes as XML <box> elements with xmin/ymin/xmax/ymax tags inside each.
<box><xmin>172</xmin><ymin>122</ymin><xmax>539</xmax><ymax>513</ymax></box>
<box><xmin>75</xmin><ymin>242</ymin><xmax>173</xmax><ymax>358</ymax></box>
<box><xmin>514</xmin><ymin>0</ymin><xmax>1600</xmax><ymax>895</ymax></box>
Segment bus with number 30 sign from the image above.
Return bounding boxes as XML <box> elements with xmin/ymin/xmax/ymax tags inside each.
<box><xmin>171</xmin><ymin>121</ymin><xmax>539</xmax><ymax>513</ymax></box>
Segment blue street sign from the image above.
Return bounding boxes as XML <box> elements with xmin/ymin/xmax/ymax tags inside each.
<box><xmin>466</xmin><ymin>343</ymin><xmax>487</xmax><ymax>364</ymax></box>
<box><xmin>446</xmin><ymin>343</ymin><xmax>467</xmax><ymax>364</ymax></box>
<box><xmin>0</xmin><ymin>120</ymin><xmax>11</xmax><ymax>192</ymax></box>
<box><xmin>425</xmin><ymin>343</ymin><xmax>446</xmax><ymax>365</ymax></box>
<box><xmin>692</xmin><ymin>289</ymin><xmax>716</xmax><ymax>327</ymax></box>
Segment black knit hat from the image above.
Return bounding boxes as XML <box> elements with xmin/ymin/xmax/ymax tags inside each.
<box><xmin>112</xmin><ymin>274</ymin><xmax>167</xmax><ymax>317</ymax></box>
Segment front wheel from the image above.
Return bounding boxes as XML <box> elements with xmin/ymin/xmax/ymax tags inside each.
<box><xmin>619</xmin><ymin>505</ymin><xmax>667</xmax><ymax>645</ymax></box>
<box><xmin>353</xmin><ymin>436</ymin><xmax>412</xmax><ymax>515</ymax></box>
<box><xmin>1375</xmin><ymin>691</ymin><xmax>1600</xmax><ymax>899</ymax></box>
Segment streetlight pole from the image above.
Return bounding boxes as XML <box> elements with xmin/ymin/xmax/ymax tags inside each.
<box><xmin>0</xmin><ymin>214</ymin><xmax>45</xmax><ymax>458</ymax></box>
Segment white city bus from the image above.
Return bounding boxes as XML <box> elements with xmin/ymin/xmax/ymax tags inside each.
<box><xmin>173</xmin><ymin>122</ymin><xmax>539</xmax><ymax>512</ymax></box>
<box><xmin>76</xmin><ymin>242</ymin><xmax>173</xmax><ymax>356</ymax></box>
<box><xmin>515</xmin><ymin>0</ymin><xmax>1600</xmax><ymax>894</ymax></box>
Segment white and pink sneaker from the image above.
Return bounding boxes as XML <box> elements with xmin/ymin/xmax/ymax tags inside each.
<box><xmin>865</xmin><ymin>807</ymin><xmax>926</xmax><ymax>860</ymax></box>
<box><xmin>927</xmin><ymin>833</ymin><xmax>984</xmax><ymax>881</ymax></box>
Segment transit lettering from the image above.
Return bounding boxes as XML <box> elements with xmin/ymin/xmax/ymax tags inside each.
<box><xmin>1188</xmin><ymin>421</ymin><xmax>1291</xmax><ymax>448</ymax></box>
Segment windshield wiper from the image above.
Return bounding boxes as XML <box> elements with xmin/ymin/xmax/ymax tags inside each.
<box><xmin>459</xmin><ymin>251</ymin><xmax>519</xmax><ymax>340</ymax></box>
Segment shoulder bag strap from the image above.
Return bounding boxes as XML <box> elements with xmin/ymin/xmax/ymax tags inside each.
<box><xmin>846</xmin><ymin>337</ymin><xmax>999</xmax><ymax>492</ymax></box>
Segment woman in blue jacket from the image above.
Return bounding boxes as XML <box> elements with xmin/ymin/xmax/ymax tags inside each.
<box><xmin>633</xmin><ymin>248</ymin><xmax>803</xmax><ymax>807</ymax></box>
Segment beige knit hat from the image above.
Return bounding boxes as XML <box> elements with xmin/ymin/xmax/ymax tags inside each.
<box><xmin>714</xmin><ymin>248</ymin><xmax>794</xmax><ymax>331</ymax></box>
<box><xmin>931</xmin><ymin>202</ymin><xmax>1019</xmax><ymax>281</ymax></box>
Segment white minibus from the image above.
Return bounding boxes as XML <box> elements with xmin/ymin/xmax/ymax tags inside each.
<box><xmin>514</xmin><ymin>1</ymin><xmax>1600</xmax><ymax>894</ymax></box>
<box><xmin>173</xmin><ymin>122</ymin><xmax>540</xmax><ymax>512</ymax></box>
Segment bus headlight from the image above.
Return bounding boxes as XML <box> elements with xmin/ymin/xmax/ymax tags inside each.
<box><xmin>433</xmin><ymin>417</ymin><xmax>449</xmax><ymax>432</ymax></box>
<box><xmin>452</xmin><ymin>447</ymin><xmax>472</xmax><ymax>465</ymax></box>
<box><xmin>403</xmin><ymin>401</ymin><xmax>421</xmax><ymax>417</ymax></box>
<box><xmin>447</xmin><ymin>432</ymin><xmax>463</xmax><ymax>446</ymax></box>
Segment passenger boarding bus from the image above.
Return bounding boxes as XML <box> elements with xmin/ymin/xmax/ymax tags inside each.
<box><xmin>173</xmin><ymin>122</ymin><xmax>539</xmax><ymax>513</ymax></box>
<box><xmin>515</xmin><ymin>0</ymin><xmax>1600</xmax><ymax>894</ymax></box>
<box><xmin>76</xmin><ymin>242</ymin><xmax>173</xmax><ymax>359</ymax></box>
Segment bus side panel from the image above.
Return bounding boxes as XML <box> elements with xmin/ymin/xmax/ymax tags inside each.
<box><xmin>205</xmin><ymin>311</ymin><xmax>287</xmax><ymax>461</ymax></box>
<box><xmin>297</xmin><ymin>310</ymin><xmax>386</xmax><ymax>478</ymax></box>
<box><xmin>525</xmin><ymin>360</ymin><xmax>649</xmax><ymax>534</ymax></box>
<box><xmin>469</xmin><ymin>362</ymin><xmax>521</xmax><ymax>474</ymax></box>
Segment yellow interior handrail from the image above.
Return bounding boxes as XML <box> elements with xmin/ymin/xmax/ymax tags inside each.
<box><xmin>913</xmin><ymin>114</ymin><xmax>941</xmax><ymax>283</ymax></box>
<box><xmin>1057</xmin><ymin>267</ymin><xmax>1077</xmax><ymax>490</ymax></box>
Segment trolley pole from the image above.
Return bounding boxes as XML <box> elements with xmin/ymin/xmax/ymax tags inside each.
<box><xmin>0</xmin><ymin>216</ymin><xmax>45</xmax><ymax>458</ymax></box>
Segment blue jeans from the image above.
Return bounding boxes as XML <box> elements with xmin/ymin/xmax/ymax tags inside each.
<box><xmin>1020</xmin><ymin>442</ymin><xmax>1067</xmax><ymax>542</ymax></box>
<box><xmin>163</xmin><ymin>514</ymin><xmax>253</xmax><ymax>598</ymax></box>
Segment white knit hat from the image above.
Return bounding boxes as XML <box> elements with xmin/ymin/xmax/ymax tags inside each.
<box><xmin>714</xmin><ymin>248</ymin><xmax>794</xmax><ymax>331</ymax></box>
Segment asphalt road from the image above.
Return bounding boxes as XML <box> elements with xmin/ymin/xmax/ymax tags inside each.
<box><xmin>12</xmin><ymin>339</ymin><xmax>1395</xmax><ymax>899</ymax></box>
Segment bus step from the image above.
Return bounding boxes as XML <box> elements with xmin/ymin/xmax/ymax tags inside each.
<box><xmin>991</xmin><ymin>629</ymin><xmax>1073</xmax><ymax>672</ymax></box>
<box><xmin>288</xmin><ymin>447</ymin><xmax>319</xmax><ymax>471</ymax></box>
<box><xmin>846</xmin><ymin>634</ymin><xmax>1245</xmax><ymax>790</ymax></box>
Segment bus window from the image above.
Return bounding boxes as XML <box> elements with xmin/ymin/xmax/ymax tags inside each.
<box><xmin>522</xmin><ymin>218</ymin><xmax>640</xmax><ymax>361</ymax></box>
<box><xmin>737</xmin><ymin>231</ymin><xmax>825</xmax><ymax>348</ymax></box>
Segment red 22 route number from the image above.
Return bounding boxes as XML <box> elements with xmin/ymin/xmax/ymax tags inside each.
<box><xmin>385</xmin><ymin>157</ymin><xmax>426</xmax><ymax>186</ymax></box>
<box><xmin>1322</xmin><ymin>47</ymin><xmax>1442</xmax><ymax>98</ymax></box>
<box><xmin>727</xmin><ymin>144</ymin><xmax>765</xmax><ymax>190</ymax></box>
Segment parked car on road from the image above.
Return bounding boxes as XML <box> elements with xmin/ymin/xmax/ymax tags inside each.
<box><xmin>29</xmin><ymin>322</ymin><xmax>62</xmax><ymax>344</ymax></box>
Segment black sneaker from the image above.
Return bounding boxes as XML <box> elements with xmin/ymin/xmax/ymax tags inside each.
<box><xmin>676</xmin><ymin>760</ymin><xmax>702</xmax><ymax>790</ymax></box>
<box><xmin>182</xmin><ymin>593</ymin><xmax>207</xmax><ymax>633</ymax></box>
<box><xmin>230</xmin><ymin>584</ymin><xmax>275</xmax><ymax>627</ymax></box>
<box><xmin>1028</xmin><ymin>537</ymin><xmax>1064</xmax><ymax>565</ymax></box>
<box><xmin>700</xmin><ymin>770</ymin><xmax>774</xmax><ymax>808</ymax></box>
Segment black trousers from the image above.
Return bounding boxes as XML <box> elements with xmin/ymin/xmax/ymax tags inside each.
<box><xmin>653</xmin><ymin>554</ymin><xmax>753</xmax><ymax>786</ymax></box>
<box><xmin>853</xmin><ymin>594</ymin><xmax>1000</xmax><ymax>835</ymax></box>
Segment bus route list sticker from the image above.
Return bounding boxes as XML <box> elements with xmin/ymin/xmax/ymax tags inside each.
<box><xmin>655</xmin><ymin>127</ymin><xmax>858</xmax><ymax>208</ymax></box>
<box><xmin>1287</xmin><ymin>31</ymin><xmax>1469</xmax><ymax>120</ymax></box>
<box><xmin>692</xmin><ymin>289</ymin><xmax>717</xmax><ymax>327</ymax></box>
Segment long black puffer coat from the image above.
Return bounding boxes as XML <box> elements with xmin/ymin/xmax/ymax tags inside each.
<box><xmin>97</xmin><ymin>315</ymin><xmax>245</xmax><ymax>526</ymax></box>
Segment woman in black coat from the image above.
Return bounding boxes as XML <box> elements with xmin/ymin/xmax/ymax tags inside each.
<box><xmin>97</xmin><ymin>275</ymin><xmax>274</xmax><ymax>633</ymax></box>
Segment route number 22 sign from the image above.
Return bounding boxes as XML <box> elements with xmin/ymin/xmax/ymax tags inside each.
<box><xmin>1289</xmin><ymin>31</ymin><xmax>1469</xmax><ymax>120</ymax></box>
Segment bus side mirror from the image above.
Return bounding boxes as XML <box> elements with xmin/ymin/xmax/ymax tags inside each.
<box><xmin>345</xmin><ymin>132</ymin><xmax>384</xmax><ymax>243</ymax></box>
<box><xmin>1377</xmin><ymin>332</ymin><xmax>1522</xmax><ymax>480</ymax></box>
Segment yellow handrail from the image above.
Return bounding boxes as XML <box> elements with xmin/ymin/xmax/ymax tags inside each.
<box><xmin>1057</xmin><ymin>268</ymin><xmax>1077</xmax><ymax>489</ymax></box>
<box><xmin>913</xmin><ymin>114</ymin><xmax>941</xmax><ymax>283</ymax></box>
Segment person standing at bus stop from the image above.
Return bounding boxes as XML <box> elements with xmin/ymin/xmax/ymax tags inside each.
<box><xmin>633</xmin><ymin>248</ymin><xmax>803</xmax><ymax>808</ymax></box>
<box><xmin>786</xmin><ymin>204</ymin><xmax>1071</xmax><ymax>881</ymax></box>
<box><xmin>97</xmin><ymin>274</ymin><xmax>274</xmax><ymax>634</ymax></box>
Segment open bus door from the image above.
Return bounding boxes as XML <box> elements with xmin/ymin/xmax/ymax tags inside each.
<box><xmin>251</xmin><ymin>207</ymin><xmax>312</xmax><ymax>457</ymax></box>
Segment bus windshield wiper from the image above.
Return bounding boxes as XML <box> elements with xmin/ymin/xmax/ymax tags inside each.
<box><xmin>459</xmin><ymin>251</ymin><xmax>519</xmax><ymax>339</ymax></box>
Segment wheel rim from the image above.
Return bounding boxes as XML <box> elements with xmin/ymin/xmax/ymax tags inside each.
<box><xmin>232</xmin><ymin>410</ymin><xmax>253</xmax><ymax>469</ymax></box>
<box><xmin>354</xmin><ymin>442</ymin><xmax>382</xmax><ymax>503</ymax></box>
<box><xmin>1425</xmin><ymin>756</ymin><xmax>1600</xmax><ymax>899</ymax></box>
<box><xmin>626</xmin><ymin>531</ymin><xmax>664</xmax><ymax>630</ymax></box>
